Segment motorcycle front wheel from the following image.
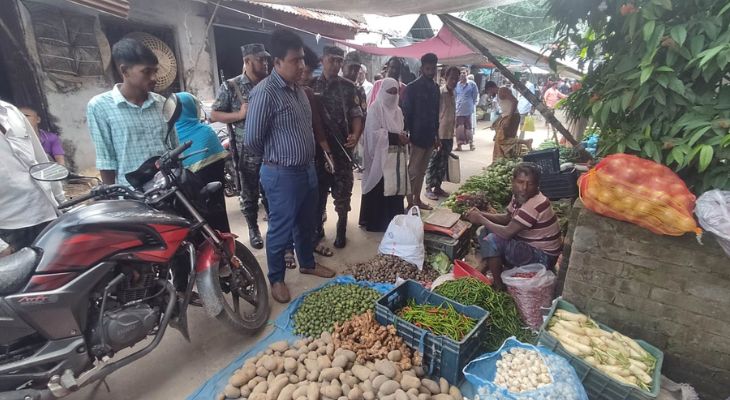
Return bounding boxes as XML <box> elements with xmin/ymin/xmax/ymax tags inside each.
<box><xmin>213</xmin><ymin>241</ymin><xmax>270</xmax><ymax>332</ymax></box>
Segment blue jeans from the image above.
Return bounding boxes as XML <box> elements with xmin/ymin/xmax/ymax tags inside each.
<box><xmin>260</xmin><ymin>163</ymin><xmax>318</xmax><ymax>284</ymax></box>
<box><xmin>478</xmin><ymin>228</ymin><xmax>558</xmax><ymax>269</ymax></box>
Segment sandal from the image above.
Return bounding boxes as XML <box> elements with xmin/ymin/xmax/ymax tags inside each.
<box><xmin>284</xmin><ymin>249</ymin><xmax>296</xmax><ymax>269</ymax></box>
<box><xmin>315</xmin><ymin>243</ymin><xmax>334</xmax><ymax>257</ymax></box>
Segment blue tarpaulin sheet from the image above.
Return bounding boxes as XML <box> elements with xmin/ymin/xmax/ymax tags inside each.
<box><xmin>187</xmin><ymin>276</ymin><xmax>394</xmax><ymax>400</ymax></box>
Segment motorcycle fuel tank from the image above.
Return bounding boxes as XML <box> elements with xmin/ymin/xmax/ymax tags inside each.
<box><xmin>33</xmin><ymin>200</ymin><xmax>191</xmax><ymax>273</ymax></box>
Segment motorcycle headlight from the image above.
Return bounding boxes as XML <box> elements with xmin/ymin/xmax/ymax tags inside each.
<box><xmin>142</xmin><ymin>171</ymin><xmax>168</xmax><ymax>192</ymax></box>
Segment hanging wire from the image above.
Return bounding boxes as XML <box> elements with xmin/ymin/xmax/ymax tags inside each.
<box><xmin>491</xmin><ymin>6</ymin><xmax>546</xmax><ymax>19</ymax></box>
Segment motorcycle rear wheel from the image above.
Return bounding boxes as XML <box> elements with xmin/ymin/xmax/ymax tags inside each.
<box><xmin>214</xmin><ymin>241</ymin><xmax>269</xmax><ymax>332</ymax></box>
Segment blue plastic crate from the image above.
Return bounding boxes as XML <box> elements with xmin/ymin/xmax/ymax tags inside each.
<box><xmin>374</xmin><ymin>280</ymin><xmax>489</xmax><ymax>385</ymax></box>
<box><xmin>538</xmin><ymin>298</ymin><xmax>664</xmax><ymax>400</ymax></box>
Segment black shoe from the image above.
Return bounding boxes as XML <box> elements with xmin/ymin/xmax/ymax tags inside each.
<box><xmin>249</xmin><ymin>227</ymin><xmax>263</xmax><ymax>249</ymax></box>
<box><xmin>334</xmin><ymin>215</ymin><xmax>347</xmax><ymax>249</ymax></box>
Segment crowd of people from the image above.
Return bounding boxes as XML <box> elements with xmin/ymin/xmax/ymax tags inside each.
<box><xmin>1</xmin><ymin>28</ymin><xmax>571</xmax><ymax>303</ymax></box>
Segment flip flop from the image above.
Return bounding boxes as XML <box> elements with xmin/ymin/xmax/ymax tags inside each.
<box><xmin>315</xmin><ymin>244</ymin><xmax>334</xmax><ymax>257</ymax></box>
<box><xmin>284</xmin><ymin>249</ymin><xmax>296</xmax><ymax>269</ymax></box>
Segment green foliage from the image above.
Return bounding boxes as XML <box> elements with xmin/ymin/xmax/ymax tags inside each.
<box><xmin>462</xmin><ymin>1</ymin><xmax>555</xmax><ymax>46</ymax></box>
<box><xmin>546</xmin><ymin>0</ymin><xmax>730</xmax><ymax>193</ymax></box>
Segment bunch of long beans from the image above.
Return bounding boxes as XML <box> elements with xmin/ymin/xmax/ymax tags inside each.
<box><xmin>434</xmin><ymin>278</ymin><xmax>533</xmax><ymax>350</ymax></box>
<box><xmin>397</xmin><ymin>300</ymin><xmax>477</xmax><ymax>341</ymax></box>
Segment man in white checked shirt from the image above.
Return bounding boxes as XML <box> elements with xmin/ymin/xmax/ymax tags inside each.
<box><xmin>87</xmin><ymin>38</ymin><xmax>174</xmax><ymax>186</ymax></box>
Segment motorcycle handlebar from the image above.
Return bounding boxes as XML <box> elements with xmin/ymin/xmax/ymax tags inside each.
<box><xmin>58</xmin><ymin>191</ymin><xmax>95</xmax><ymax>209</ymax></box>
<box><xmin>58</xmin><ymin>184</ymin><xmax>144</xmax><ymax>209</ymax></box>
<box><xmin>167</xmin><ymin>141</ymin><xmax>193</xmax><ymax>162</ymax></box>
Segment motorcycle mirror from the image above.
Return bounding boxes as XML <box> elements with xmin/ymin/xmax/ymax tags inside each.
<box><xmin>163</xmin><ymin>93</ymin><xmax>182</xmax><ymax>131</ymax></box>
<box><xmin>29</xmin><ymin>162</ymin><xmax>70</xmax><ymax>181</ymax></box>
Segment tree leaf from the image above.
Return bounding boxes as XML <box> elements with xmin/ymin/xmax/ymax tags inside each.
<box><xmin>621</xmin><ymin>91</ymin><xmax>633</xmax><ymax>110</ymax></box>
<box><xmin>670</xmin><ymin>25</ymin><xmax>687</xmax><ymax>46</ymax></box>
<box><xmin>690</xmin><ymin>36</ymin><xmax>705</xmax><ymax>57</ymax></box>
<box><xmin>652</xmin><ymin>0</ymin><xmax>672</xmax><ymax>10</ymax></box>
<box><xmin>643</xmin><ymin>20</ymin><xmax>656</xmax><ymax>42</ymax></box>
<box><xmin>667</xmin><ymin>78</ymin><xmax>685</xmax><ymax>95</ymax></box>
<box><xmin>698</xmin><ymin>145</ymin><xmax>714</xmax><ymax>172</ymax></box>
<box><xmin>655</xmin><ymin>66</ymin><xmax>674</xmax><ymax>72</ymax></box>
<box><xmin>640</xmin><ymin>66</ymin><xmax>654</xmax><ymax>84</ymax></box>
<box><xmin>670</xmin><ymin>146</ymin><xmax>686</xmax><ymax>166</ymax></box>
<box><xmin>689</xmin><ymin>125</ymin><xmax>713</xmax><ymax>146</ymax></box>
<box><xmin>699</xmin><ymin>45</ymin><xmax>726</xmax><ymax>67</ymax></box>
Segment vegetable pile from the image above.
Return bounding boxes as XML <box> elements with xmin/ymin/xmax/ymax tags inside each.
<box><xmin>218</xmin><ymin>331</ymin><xmax>464</xmax><ymax>400</ymax></box>
<box><xmin>434</xmin><ymin>278</ymin><xmax>531</xmax><ymax>350</ymax></box>
<box><xmin>547</xmin><ymin>309</ymin><xmax>657</xmax><ymax>391</ymax></box>
<box><xmin>293</xmin><ymin>285</ymin><xmax>381</xmax><ymax>338</ymax></box>
<box><xmin>443</xmin><ymin>158</ymin><xmax>519</xmax><ymax>214</ymax></box>
<box><xmin>397</xmin><ymin>300</ymin><xmax>477</xmax><ymax>341</ymax></box>
<box><xmin>536</xmin><ymin>140</ymin><xmax>583</xmax><ymax>164</ymax></box>
<box><xmin>494</xmin><ymin>347</ymin><xmax>552</xmax><ymax>393</ymax></box>
<box><xmin>343</xmin><ymin>255</ymin><xmax>440</xmax><ymax>284</ymax></box>
<box><xmin>332</xmin><ymin>310</ymin><xmax>420</xmax><ymax>370</ymax></box>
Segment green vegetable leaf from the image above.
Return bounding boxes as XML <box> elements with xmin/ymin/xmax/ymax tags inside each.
<box><xmin>698</xmin><ymin>145</ymin><xmax>714</xmax><ymax>172</ymax></box>
<box><xmin>670</xmin><ymin>25</ymin><xmax>687</xmax><ymax>46</ymax></box>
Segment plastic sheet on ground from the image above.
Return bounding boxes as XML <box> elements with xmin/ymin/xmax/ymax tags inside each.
<box><xmin>186</xmin><ymin>276</ymin><xmax>394</xmax><ymax>400</ymax></box>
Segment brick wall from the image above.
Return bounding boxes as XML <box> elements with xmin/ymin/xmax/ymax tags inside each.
<box><xmin>562</xmin><ymin>203</ymin><xmax>730</xmax><ymax>399</ymax></box>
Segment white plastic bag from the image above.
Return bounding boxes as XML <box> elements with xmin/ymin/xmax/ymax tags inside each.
<box><xmin>502</xmin><ymin>264</ymin><xmax>556</xmax><ymax>330</ymax></box>
<box><xmin>378</xmin><ymin>206</ymin><xmax>425</xmax><ymax>269</ymax></box>
<box><xmin>695</xmin><ymin>190</ymin><xmax>730</xmax><ymax>257</ymax></box>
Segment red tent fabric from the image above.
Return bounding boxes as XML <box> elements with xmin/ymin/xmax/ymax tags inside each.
<box><xmin>337</xmin><ymin>25</ymin><xmax>476</xmax><ymax>62</ymax></box>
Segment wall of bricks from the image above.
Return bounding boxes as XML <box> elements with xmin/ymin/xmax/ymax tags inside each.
<box><xmin>562</xmin><ymin>203</ymin><xmax>730</xmax><ymax>399</ymax></box>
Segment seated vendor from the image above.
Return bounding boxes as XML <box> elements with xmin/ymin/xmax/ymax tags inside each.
<box><xmin>466</xmin><ymin>162</ymin><xmax>562</xmax><ymax>290</ymax></box>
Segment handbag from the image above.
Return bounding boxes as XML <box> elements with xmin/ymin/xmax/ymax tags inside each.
<box><xmin>523</xmin><ymin>114</ymin><xmax>536</xmax><ymax>132</ymax></box>
<box><xmin>383</xmin><ymin>145</ymin><xmax>410</xmax><ymax>196</ymax></box>
<box><xmin>445</xmin><ymin>152</ymin><xmax>460</xmax><ymax>184</ymax></box>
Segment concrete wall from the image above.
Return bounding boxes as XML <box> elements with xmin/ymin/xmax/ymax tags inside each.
<box><xmin>562</xmin><ymin>203</ymin><xmax>730</xmax><ymax>399</ymax></box>
<box><xmin>17</xmin><ymin>0</ymin><xmax>216</xmax><ymax>172</ymax></box>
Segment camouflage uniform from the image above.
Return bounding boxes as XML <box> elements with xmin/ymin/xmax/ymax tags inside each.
<box><xmin>309</xmin><ymin>75</ymin><xmax>364</xmax><ymax>216</ymax></box>
<box><xmin>212</xmin><ymin>73</ymin><xmax>268</xmax><ymax>219</ymax></box>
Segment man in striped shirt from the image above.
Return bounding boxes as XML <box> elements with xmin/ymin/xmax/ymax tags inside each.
<box><xmin>466</xmin><ymin>162</ymin><xmax>562</xmax><ymax>290</ymax></box>
<box><xmin>245</xmin><ymin>29</ymin><xmax>335</xmax><ymax>303</ymax></box>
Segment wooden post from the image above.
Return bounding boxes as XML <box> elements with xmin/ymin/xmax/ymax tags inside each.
<box><xmin>441</xmin><ymin>15</ymin><xmax>583</xmax><ymax>148</ymax></box>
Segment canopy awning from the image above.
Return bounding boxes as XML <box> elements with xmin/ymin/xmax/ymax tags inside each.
<box><xmin>337</xmin><ymin>15</ymin><xmax>582</xmax><ymax>79</ymax></box>
<box><xmin>248</xmin><ymin>0</ymin><xmax>522</xmax><ymax>16</ymax></box>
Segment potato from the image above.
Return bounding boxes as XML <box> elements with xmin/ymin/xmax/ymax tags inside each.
<box><xmin>400</xmin><ymin>375</ymin><xmax>421</xmax><ymax>391</ymax></box>
<box><xmin>347</xmin><ymin>386</ymin><xmax>364</xmax><ymax>400</ymax></box>
<box><xmin>250</xmin><ymin>394</ymin><xmax>268</xmax><ymax>400</ymax></box>
<box><xmin>319</xmin><ymin>367</ymin><xmax>344</xmax><ymax>382</ymax></box>
<box><xmin>448</xmin><ymin>386</ymin><xmax>461</xmax><ymax>399</ymax></box>
<box><xmin>372</xmin><ymin>375</ymin><xmax>389</xmax><ymax>391</ymax></box>
<box><xmin>278</xmin><ymin>384</ymin><xmax>297</xmax><ymax>400</ymax></box>
<box><xmin>224</xmin><ymin>384</ymin><xmax>241</xmax><ymax>398</ymax></box>
<box><xmin>406</xmin><ymin>390</ymin><xmax>419</xmax><ymax>400</ymax></box>
<box><xmin>374</xmin><ymin>360</ymin><xmax>397</xmax><ymax>379</ymax></box>
<box><xmin>271</xmin><ymin>341</ymin><xmax>290</xmax><ymax>353</ymax></box>
<box><xmin>431</xmin><ymin>395</ymin><xmax>452</xmax><ymax>400</ymax></box>
<box><xmin>293</xmin><ymin>386</ymin><xmax>309</xmax><ymax>400</ymax></box>
<box><xmin>263</xmin><ymin>357</ymin><xmax>278</xmax><ymax>372</ymax></box>
<box><xmin>295</xmin><ymin>339</ymin><xmax>307</xmax><ymax>349</ymax></box>
<box><xmin>361</xmin><ymin>380</ymin><xmax>373</xmax><ymax>394</ymax></box>
<box><xmin>387</xmin><ymin>350</ymin><xmax>402</xmax><ymax>362</ymax></box>
<box><xmin>339</xmin><ymin>349</ymin><xmax>357</xmax><ymax>362</ymax></box>
<box><xmin>321</xmin><ymin>331</ymin><xmax>333</xmax><ymax>344</ymax></box>
<box><xmin>362</xmin><ymin>392</ymin><xmax>375</xmax><ymax>400</ymax></box>
<box><xmin>284</xmin><ymin>349</ymin><xmax>299</xmax><ymax>358</ymax></box>
<box><xmin>307</xmin><ymin>382</ymin><xmax>320</xmax><ymax>400</ymax></box>
<box><xmin>296</xmin><ymin>397</ymin><xmax>308</xmax><ymax>400</ymax></box>
<box><xmin>378</xmin><ymin>380</ymin><xmax>400</xmax><ymax>396</ymax></box>
<box><xmin>217</xmin><ymin>393</ymin><xmax>226</xmax><ymax>400</ymax></box>
<box><xmin>351</xmin><ymin>365</ymin><xmax>372</xmax><ymax>382</ymax></box>
<box><xmin>297</xmin><ymin>364</ymin><xmax>308</xmax><ymax>381</ymax></box>
<box><xmin>417</xmin><ymin>394</ymin><xmax>430</xmax><ymax>400</ymax></box>
<box><xmin>438</xmin><ymin>378</ymin><xmax>449</xmax><ymax>395</ymax></box>
<box><xmin>267</xmin><ymin>375</ymin><xmax>290</xmax><ymax>400</ymax></box>
<box><xmin>421</xmin><ymin>379</ymin><xmax>440</xmax><ymax>395</ymax></box>
<box><xmin>257</xmin><ymin>366</ymin><xmax>270</xmax><ymax>378</ymax></box>
<box><xmin>306</xmin><ymin>369</ymin><xmax>321</xmax><ymax>382</ymax></box>
<box><xmin>332</xmin><ymin>355</ymin><xmax>349</xmax><ymax>369</ymax></box>
<box><xmin>338</xmin><ymin>397</ymin><xmax>347</xmax><ymax>400</ymax></box>
<box><xmin>317</xmin><ymin>356</ymin><xmax>332</xmax><ymax>369</ymax></box>
<box><xmin>413</xmin><ymin>367</ymin><xmax>425</xmax><ymax>377</ymax></box>
<box><xmin>241</xmin><ymin>386</ymin><xmax>252</xmax><ymax>398</ymax></box>
<box><xmin>289</xmin><ymin>375</ymin><xmax>300</xmax><ymax>384</ymax></box>
<box><xmin>284</xmin><ymin>358</ymin><xmax>298</xmax><ymax>373</ymax></box>
<box><xmin>322</xmin><ymin>384</ymin><xmax>342</xmax><ymax>399</ymax></box>
<box><xmin>249</xmin><ymin>377</ymin><xmax>265</xmax><ymax>390</ymax></box>
<box><xmin>308</xmin><ymin>351</ymin><xmax>319</xmax><ymax>361</ymax></box>
<box><xmin>253</xmin><ymin>381</ymin><xmax>269</xmax><ymax>394</ymax></box>
<box><xmin>266</xmin><ymin>349</ymin><xmax>274</xmax><ymax>355</ymax></box>
<box><xmin>395</xmin><ymin>389</ymin><xmax>409</xmax><ymax>400</ymax></box>
<box><xmin>368</xmin><ymin>371</ymin><xmax>379</xmax><ymax>382</ymax></box>
<box><xmin>380</xmin><ymin>394</ymin><xmax>396</xmax><ymax>400</ymax></box>
<box><xmin>229</xmin><ymin>373</ymin><xmax>247</xmax><ymax>388</ymax></box>
<box><xmin>326</xmin><ymin>343</ymin><xmax>335</xmax><ymax>356</ymax></box>
<box><xmin>342</xmin><ymin>383</ymin><xmax>351</xmax><ymax>395</ymax></box>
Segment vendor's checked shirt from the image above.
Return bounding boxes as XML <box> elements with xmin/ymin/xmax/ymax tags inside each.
<box><xmin>212</xmin><ymin>73</ymin><xmax>256</xmax><ymax>143</ymax></box>
<box><xmin>87</xmin><ymin>84</ymin><xmax>173</xmax><ymax>186</ymax></box>
<box><xmin>507</xmin><ymin>192</ymin><xmax>562</xmax><ymax>256</ymax></box>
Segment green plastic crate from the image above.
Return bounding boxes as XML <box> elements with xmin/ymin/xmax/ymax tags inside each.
<box><xmin>537</xmin><ymin>298</ymin><xmax>664</xmax><ymax>400</ymax></box>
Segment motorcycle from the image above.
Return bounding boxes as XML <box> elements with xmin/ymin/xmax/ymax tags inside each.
<box><xmin>0</xmin><ymin>94</ymin><xmax>269</xmax><ymax>399</ymax></box>
<box><xmin>216</xmin><ymin>128</ymin><xmax>239</xmax><ymax>198</ymax></box>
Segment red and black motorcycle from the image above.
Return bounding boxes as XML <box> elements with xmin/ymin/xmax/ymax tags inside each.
<box><xmin>0</xmin><ymin>95</ymin><xmax>269</xmax><ymax>399</ymax></box>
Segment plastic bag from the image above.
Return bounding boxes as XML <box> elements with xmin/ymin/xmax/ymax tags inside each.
<box><xmin>379</xmin><ymin>206</ymin><xmax>425</xmax><ymax>268</ymax></box>
<box><xmin>523</xmin><ymin>115</ymin><xmax>536</xmax><ymax>132</ymax></box>
<box><xmin>695</xmin><ymin>190</ymin><xmax>730</xmax><ymax>257</ymax></box>
<box><xmin>579</xmin><ymin>154</ymin><xmax>700</xmax><ymax>236</ymax></box>
<box><xmin>502</xmin><ymin>264</ymin><xmax>556</xmax><ymax>330</ymax></box>
<box><xmin>464</xmin><ymin>337</ymin><xmax>588</xmax><ymax>400</ymax></box>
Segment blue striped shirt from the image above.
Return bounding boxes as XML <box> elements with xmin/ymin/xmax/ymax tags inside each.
<box><xmin>244</xmin><ymin>69</ymin><xmax>315</xmax><ymax>166</ymax></box>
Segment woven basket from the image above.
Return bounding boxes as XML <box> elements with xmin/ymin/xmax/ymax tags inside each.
<box><xmin>124</xmin><ymin>32</ymin><xmax>177</xmax><ymax>91</ymax></box>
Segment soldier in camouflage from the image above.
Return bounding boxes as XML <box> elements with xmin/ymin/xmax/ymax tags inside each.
<box><xmin>210</xmin><ymin>43</ymin><xmax>270</xmax><ymax>249</ymax></box>
<box><xmin>309</xmin><ymin>46</ymin><xmax>364</xmax><ymax>249</ymax></box>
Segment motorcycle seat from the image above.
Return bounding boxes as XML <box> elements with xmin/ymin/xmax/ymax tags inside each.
<box><xmin>0</xmin><ymin>247</ymin><xmax>40</xmax><ymax>295</ymax></box>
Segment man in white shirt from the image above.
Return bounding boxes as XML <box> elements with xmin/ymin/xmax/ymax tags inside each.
<box><xmin>357</xmin><ymin>64</ymin><xmax>374</xmax><ymax>102</ymax></box>
<box><xmin>0</xmin><ymin>100</ymin><xmax>62</xmax><ymax>255</ymax></box>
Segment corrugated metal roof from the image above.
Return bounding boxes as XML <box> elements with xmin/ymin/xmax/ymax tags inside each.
<box><xmin>247</xmin><ymin>1</ymin><xmax>364</xmax><ymax>29</ymax></box>
<box><xmin>66</xmin><ymin>0</ymin><xmax>129</xmax><ymax>18</ymax></box>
